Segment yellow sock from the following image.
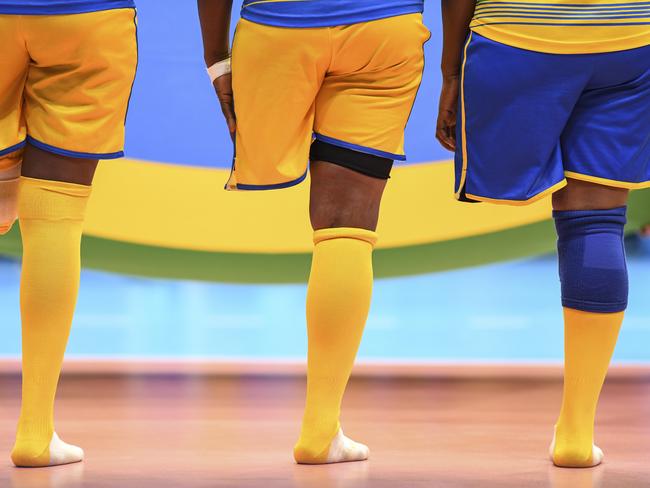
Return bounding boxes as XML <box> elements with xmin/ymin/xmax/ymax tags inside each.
<box><xmin>294</xmin><ymin>227</ymin><xmax>377</xmax><ymax>464</ymax></box>
<box><xmin>552</xmin><ymin>307</ymin><xmax>623</xmax><ymax>468</ymax></box>
<box><xmin>11</xmin><ymin>177</ymin><xmax>90</xmax><ymax>468</ymax></box>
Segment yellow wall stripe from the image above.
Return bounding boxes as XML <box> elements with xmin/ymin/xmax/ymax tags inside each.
<box><xmin>85</xmin><ymin>158</ymin><xmax>553</xmax><ymax>254</ymax></box>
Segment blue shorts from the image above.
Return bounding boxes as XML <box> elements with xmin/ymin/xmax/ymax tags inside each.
<box><xmin>455</xmin><ymin>33</ymin><xmax>650</xmax><ymax>205</ymax></box>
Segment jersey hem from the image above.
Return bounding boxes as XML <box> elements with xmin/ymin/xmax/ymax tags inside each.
<box><xmin>470</xmin><ymin>26</ymin><xmax>650</xmax><ymax>54</ymax></box>
<box><xmin>240</xmin><ymin>6</ymin><xmax>423</xmax><ymax>28</ymax></box>
<box><xmin>0</xmin><ymin>1</ymin><xmax>135</xmax><ymax>15</ymax></box>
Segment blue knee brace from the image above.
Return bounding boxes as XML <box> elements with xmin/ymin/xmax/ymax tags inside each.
<box><xmin>554</xmin><ymin>207</ymin><xmax>628</xmax><ymax>313</ymax></box>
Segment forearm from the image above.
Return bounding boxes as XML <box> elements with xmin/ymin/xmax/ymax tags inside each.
<box><xmin>440</xmin><ymin>0</ymin><xmax>476</xmax><ymax>79</ymax></box>
<box><xmin>197</xmin><ymin>0</ymin><xmax>234</xmax><ymax>66</ymax></box>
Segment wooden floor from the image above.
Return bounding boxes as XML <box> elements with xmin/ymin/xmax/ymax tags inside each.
<box><xmin>1</xmin><ymin>374</ymin><xmax>649</xmax><ymax>488</ymax></box>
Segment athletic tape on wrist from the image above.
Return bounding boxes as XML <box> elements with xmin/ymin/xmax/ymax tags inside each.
<box><xmin>207</xmin><ymin>58</ymin><xmax>232</xmax><ymax>82</ymax></box>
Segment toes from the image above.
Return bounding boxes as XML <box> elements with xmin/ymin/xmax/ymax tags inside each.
<box><xmin>49</xmin><ymin>433</ymin><xmax>84</xmax><ymax>466</ymax></box>
<box><xmin>330</xmin><ymin>430</ymin><xmax>369</xmax><ymax>463</ymax></box>
<box><xmin>591</xmin><ymin>445</ymin><xmax>604</xmax><ymax>467</ymax></box>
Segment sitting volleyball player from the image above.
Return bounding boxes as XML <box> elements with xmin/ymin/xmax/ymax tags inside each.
<box><xmin>437</xmin><ymin>0</ymin><xmax>650</xmax><ymax>468</ymax></box>
<box><xmin>197</xmin><ymin>0</ymin><xmax>429</xmax><ymax>464</ymax></box>
<box><xmin>0</xmin><ymin>1</ymin><xmax>137</xmax><ymax>467</ymax></box>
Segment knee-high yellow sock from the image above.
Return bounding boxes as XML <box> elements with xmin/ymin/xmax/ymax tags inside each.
<box><xmin>294</xmin><ymin>227</ymin><xmax>377</xmax><ymax>464</ymax></box>
<box><xmin>11</xmin><ymin>177</ymin><xmax>90</xmax><ymax>468</ymax></box>
<box><xmin>552</xmin><ymin>308</ymin><xmax>623</xmax><ymax>467</ymax></box>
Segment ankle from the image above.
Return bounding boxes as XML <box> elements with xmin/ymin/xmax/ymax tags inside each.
<box><xmin>295</xmin><ymin>420</ymin><xmax>341</xmax><ymax>462</ymax></box>
<box><xmin>552</xmin><ymin>443</ymin><xmax>595</xmax><ymax>467</ymax></box>
<box><xmin>16</xmin><ymin>415</ymin><xmax>54</xmax><ymax>440</ymax></box>
<box><xmin>293</xmin><ymin>443</ymin><xmax>330</xmax><ymax>464</ymax></box>
<box><xmin>555</xmin><ymin>418</ymin><xmax>594</xmax><ymax>441</ymax></box>
<box><xmin>11</xmin><ymin>438</ymin><xmax>51</xmax><ymax>467</ymax></box>
<box><xmin>552</xmin><ymin>422</ymin><xmax>597</xmax><ymax>467</ymax></box>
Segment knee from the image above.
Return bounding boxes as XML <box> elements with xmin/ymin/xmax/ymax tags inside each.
<box><xmin>0</xmin><ymin>154</ymin><xmax>22</xmax><ymax>235</ymax></box>
<box><xmin>309</xmin><ymin>162</ymin><xmax>386</xmax><ymax>231</ymax></box>
<box><xmin>553</xmin><ymin>178</ymin><xmax>628</xmax><ymax>211</ymax></box>
<box><xmin>0</xmin><ymin>185</ymin><xmax>19</xmax><ymax>234</ymax></box>
<box><xmin>310</xmin><ymin>202</ymin><xmax>371</xmax><ymax>231</ymax></box>
<box><xmin>309</xmin><ymin>200</ymin><xmax>380</xmax><ymax>231</ymax></box>
<box><xmin>554</xmin><ymin>207</ymin><xmax>628</xmax><ymax>313</ymax></box>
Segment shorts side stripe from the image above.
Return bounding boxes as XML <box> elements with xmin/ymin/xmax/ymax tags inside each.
<box><xmin>455</xmin><ymin>32</ymin><xmax>473</xmax><ymax>200</ymax></box>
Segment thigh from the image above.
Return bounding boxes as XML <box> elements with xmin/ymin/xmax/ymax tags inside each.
<box><xmin>315</xmin><ymin>14</ymin><xmax>429</xmax><ymax>162</ymax></box>
<box><xmin>22</xmin><ymin>8</ymin><xmax>138</xmax><ymax>158</ymax></box>
<box><xmin>0</xmin><ymin>15</ymin><xmax>29</xmax><ymax>158</ymax></box>
<box><xmin>456</xmin><ymin>33</ymin><xmax>585</xmax><ymax>204</ymax></box>
<box><xmin>229</xmin><ymin>19</ymin><xmax>328</xmax><ymax>190</ymax></box>
<box><xmin>562</xmin><ymin>45</ymin><xmax>650</xmax><ymax>190</ymax></box>
<box><xmin>21</xmin><ymin>144</ymin><xmax>98</xmax><ymax>186</ymax></box>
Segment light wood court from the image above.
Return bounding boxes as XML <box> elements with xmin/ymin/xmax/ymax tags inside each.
<box><xmin>1</xmin><ymin>375</ymin><xmax>649</xmax><ymax>487</ymax></box>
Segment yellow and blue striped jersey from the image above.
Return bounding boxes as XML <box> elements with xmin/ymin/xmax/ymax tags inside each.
<box><xmin>240</xmin><ymin>0</ymin><xmax>424</xmax><ymax>28</ymax></box>
<box><xmin>0</xmin><ymin>0</ymin><xmax>135</xmax><ymax>15</ymax></box>
<box><xmin>470</xmin><ymin>0</ymin><xmax>650</xmax><ymax>53</ymax></box>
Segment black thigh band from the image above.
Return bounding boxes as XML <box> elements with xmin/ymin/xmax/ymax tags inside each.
<box><xmin>309</xmin><ymin>139</ymin><xmax>394</xmax><ymax>180</ymax></box>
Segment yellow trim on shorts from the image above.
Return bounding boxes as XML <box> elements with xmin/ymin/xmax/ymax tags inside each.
<box><xmin>464</xmin><ymin>179</ymin><xmax>568</xmax><ymax>207</ymax></box>
<box><xmin>564</xmin><ymin>171</ymin><xmax>650</xmax><ymax>190</ymax></box>
<box><xmin>454</xmin><ymin>32</ymin><xmax>473</xmax><ymax>200</ymax></box>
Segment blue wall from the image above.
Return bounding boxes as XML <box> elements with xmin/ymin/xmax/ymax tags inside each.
<box><xmin>125</xmin><ymin>0</ymin><xmax>446</xmax><ymax>168</ymax></box>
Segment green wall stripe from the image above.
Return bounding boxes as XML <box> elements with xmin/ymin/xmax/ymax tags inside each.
<box><xmin>2</xmin><ymin>189</ymin><xmax>649</xmax><ymax>283</ymax></box>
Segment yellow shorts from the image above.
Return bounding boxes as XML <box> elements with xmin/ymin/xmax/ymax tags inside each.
<box><xmin>229</xmin><ymin>14</ymin><xmax>430</xmax><ymax>190</ymax></box>
<box><xmin>0</xmin><ymin>9</ymin><xmax>138</xmax><ymax>160</ymax></box>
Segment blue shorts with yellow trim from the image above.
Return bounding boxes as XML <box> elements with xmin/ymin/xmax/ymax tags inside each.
<box><xmin>0</xmin><ymin>8</ymin><xmax>138</xmax><ymax>161</ymax></box>
<box><xmin>455</xmin><ymin>33</ymin><xmax>650</xmax><ymax>205</ymax></box>
<box><xmin>228</xmin><ymin>13</ymin><xmax>429</xmax><ymax>190</ymax></box>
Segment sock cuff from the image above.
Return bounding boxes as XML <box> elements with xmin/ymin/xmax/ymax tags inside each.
<box><xmin>562</xmin><ymin>298</ymin><xmax>628</xmax><ymax>313</ymax></box>
<box><xmin>18</xmin><ymin>177</ymin><xmax>92</xmax><ymax>221</ymax></box>
<box><xmin>0</xmin><ymin>177</ymin><xmax>19</xmax><ymax>187</ymax></box>
<box><xmin>553</xmin><ymin>206</ymin><xmax>627</xmax><ymax>222</ymax></box>
<box><xmin>563</xmin><ymin>306</ymin><xmax>625</xmax><ymax>318</ymax></box>
<box><xmin>313</xmin><ymin>227</ymin><xmax>378</xmax><ymax>247</ymax></box>
<box><xmin>553</xmin><ymin>206</ymin><xmax>627</xmax><ymax>237</ymax></box>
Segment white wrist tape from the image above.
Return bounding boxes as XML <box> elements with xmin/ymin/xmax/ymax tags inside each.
<box><xmin>207</xmin><ymin>57</ymin><xmax>232</xmax><ymax>82</ymax></box>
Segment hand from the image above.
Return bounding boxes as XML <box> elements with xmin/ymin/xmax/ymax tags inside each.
<box><xmin>213</xmin><ymin>73</ymin><xmax>236</xmax><ymax>142</ymax></box>
<box><xmin>436</xmin><ymin>75</ymin><xmax>460</xmax><ymax>152</ymax></box>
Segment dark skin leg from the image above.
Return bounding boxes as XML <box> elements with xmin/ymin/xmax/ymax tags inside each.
<box><xmin>309</xmin><ymin>161</ymin><xmax>387</xmax><ymax>231</ymax></box>
<box><xmin>21</xmin><ymin>143</ymin><xmax>98</xmax><ymax>186</ymax></box>
<box><xmin>552</xmin><ymin>178</ymin><xmax>628</xmax><ymax>211</ymax></box>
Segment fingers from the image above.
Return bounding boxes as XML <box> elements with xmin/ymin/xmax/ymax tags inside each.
<box><xmin>436</xmin><ymin>114</ymin><xmax>457</xmax><ymax>152</ymax></box>
<box><xmin>213</xmin><ymin>74</ymin><xmax>236</xmax><ymax>142</ymax></box>
<box><xmin>436</xmin><ymin>127</ymin><xmax>456</xmax><ymax>152</ymax></box>
<box><xmin>436</xmin><ymin>76</ymin><xmax>460</xmax><ymax>152</ymax></box>
<box><xmin>220</xmin><ymin>100</ymin><xmax>236</xmax><ymax>142</ymax></box>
